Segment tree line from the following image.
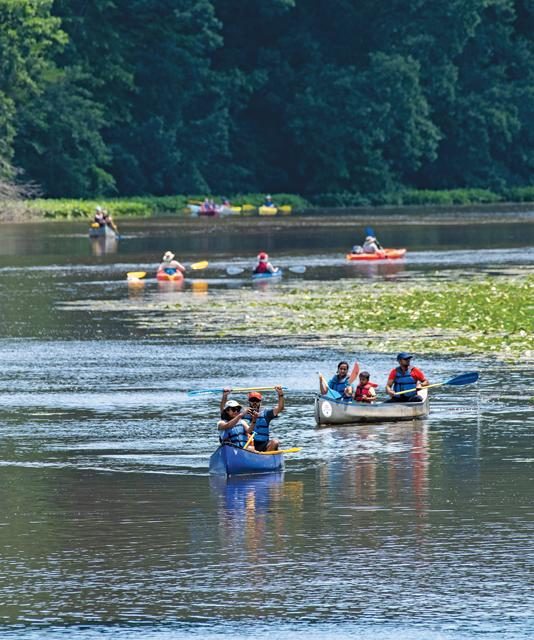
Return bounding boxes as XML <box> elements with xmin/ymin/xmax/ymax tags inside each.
<box><xmin>1</xmin><ymin>0</ymin><xmax>533</xmax><ymax>201</ymax></box>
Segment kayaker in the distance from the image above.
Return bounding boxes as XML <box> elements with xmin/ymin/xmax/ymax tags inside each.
<box><xmin>385</xmin><ymin>352</ymin><xmax>429</xmax><ymax>402</ymax></box>
<box><xmin>158</xmin><ymin>251</ymin><xmax>186</xmax><ymax>275</ymax></box>
<box><xmin>253</xmin><ymin>252</ymin><xmax>279</xmax><ymax>275</ymax></box>
<box><xmin>264</xmin><ymin>194</ymin><xmax>276</xmax><ymax>208</ymax></box>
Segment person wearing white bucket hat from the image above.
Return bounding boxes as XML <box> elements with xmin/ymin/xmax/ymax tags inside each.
<box><xmin>157</xmin><ymin>250</ymin><xmax>186</xmax><ymax>277</ymax></box>
<box><xmin>217</xmin><ymin>399</ymin><xmax>255</xmax><ymax>450</ymax></box>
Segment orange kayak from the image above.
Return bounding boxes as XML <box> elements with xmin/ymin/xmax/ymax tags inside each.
<box><xmin>346</xmin><ymin>248</ymin><xmax>407</xmax><ymax>261</ymax></box>
<box><xmin>156</xmin><ymin>269</ymin><xmax>184</xmax><ymax>281</ymax></box>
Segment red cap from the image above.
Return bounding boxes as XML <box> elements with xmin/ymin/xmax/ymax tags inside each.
<box><xmin>258</xmin><ymin>252</ymin><xmax>268</xmax><ymax>261</ymax></box>
<box><xmin>248</xmin><ymin>391</ymin><xmax>263</xmax><ymax>400</ymax></box>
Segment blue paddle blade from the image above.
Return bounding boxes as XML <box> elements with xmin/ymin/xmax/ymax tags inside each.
<box><xmin>446</xmin><ymin>372</ymin><xmax>479</xmax><ymax>386</ymax></box>
<box><xmin>288</xmin><ymin>265</ymin><xmax>306</xmax><ymax>273</ymax></box>
<box><xmin>226</xmin><ymin>266</ymin><xmax>245</xmax><ymax>276</ymax></box>
<box><xmin>364</xmin><ymin>226</ymin><xmax>375</xmax><ymax>237</ymax></box>
<box><xmin>325</xmin><ymin>387</ymin><xmax>342</xmax><ymax>400</ymax></box>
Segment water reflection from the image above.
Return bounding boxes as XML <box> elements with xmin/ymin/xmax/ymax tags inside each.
<box><xmin>191</xmin><ymin>279</ymin><xmax>209</xmax><ymax>295</ymax></box>
<box><xmin>89</xmin><ymin>236</ymin><xmax>118</xmax><ymax>256</ymax></box>
<box><xmin>345</xmin><ymin>260</ymin><xmax>406</xmax><ymax>280</ymax></box>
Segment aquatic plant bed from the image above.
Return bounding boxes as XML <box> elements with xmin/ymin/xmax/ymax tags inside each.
<box><xmin>126</xmin><ymin>275</ymin><xmax>532</xmax><ymax>362</ymax></box>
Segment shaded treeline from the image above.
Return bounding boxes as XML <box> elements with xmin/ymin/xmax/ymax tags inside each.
<box><xmin>1</xmin><ymin>0</ymin><xmax>533</xmax><ymax>199</ymax></box>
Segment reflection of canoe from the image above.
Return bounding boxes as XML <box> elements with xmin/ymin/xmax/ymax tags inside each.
<box><xmin>251</xmin><ymin>269</ymin><xmax>283</xmax><ymax>281</ymax></box>
<box><xmin>156</xmin><ymin>269</ymin><xmax>184</xmax><ymax>282</ymax></box>
<box><xmin>209</xmin><ymin>443</ymin><xmax>284</xmax><ymax>475</ymax></box>
<box><xmin>314</xmin><ymin>388</ymin><xmax>428</xmax><ymax>425</ymax></box>
<box><xmin>346</xmin><ymin>248</ymin><xmax>406</xmax><ymax>261</ymax></box>
<box><xmin>89</xmin><ymin>224</ymin><xmax>118</xmax><ymax>239</ymax></box>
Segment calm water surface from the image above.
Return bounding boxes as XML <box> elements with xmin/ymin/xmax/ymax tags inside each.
<box><xmin>0</xmin><ymin>212</ymin><xmax>533</xmax><ymax>639</ymax></box>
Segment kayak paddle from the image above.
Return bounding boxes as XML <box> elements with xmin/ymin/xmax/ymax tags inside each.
<box><xmin>259</xmin><ymin>447</ymin><xmax>301</xmax><ymax>455</ymax></box>
<box><xmin>188</xmin><ymin>385</ymin><xmax>288</xmax><ymax>396</ymax></box>
<box><xmin>127</xmin><ymin>271</ymin><xmax>146</xmax><ymax>280</ymax></box>
<box><xmin>226</xmin><ymin>265</ymin><xmax>305</xmax><ymax>275</ymax></box>
<box><xmin>189</xmin><ymin>260</ymin><xmax>208</xmax><ymax>270</ymax></box>
<box><xmin>394</xmin><ymin>372</ymin><xmax>479</xmax><ymax>396</ymax></box>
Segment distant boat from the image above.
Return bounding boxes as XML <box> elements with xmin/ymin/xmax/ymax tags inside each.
<box><xmin>89</xmin><ymin>223</ymin><xmax>118</xmax><ymax>239</ymax></box>
<box><xmin>346</xmin><ymin>248</ymin><xmax>406</xmax><ymax>261</ymax></box>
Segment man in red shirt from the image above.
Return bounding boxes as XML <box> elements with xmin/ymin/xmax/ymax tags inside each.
<box><xmin>386</xmin><ymin>352</ymin><xmax>429</xmax><ymax>402</ymax></box>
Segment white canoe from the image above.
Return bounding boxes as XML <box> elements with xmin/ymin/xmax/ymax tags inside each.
<box><xmin>314</xmin><ymin>388</ymin><xmax>429</xmax><ymax>425</ymax></box>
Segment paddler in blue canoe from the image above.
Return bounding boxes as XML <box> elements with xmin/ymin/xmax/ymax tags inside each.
<box><xmin>217</xmin><ymin>399</ymin><xmax>255</xmax><ymax>450</ymax></box>
<box><xmin>220</xmin><ymin>386</ymin><xmax>284</xmax><ymax>451</ymax></box>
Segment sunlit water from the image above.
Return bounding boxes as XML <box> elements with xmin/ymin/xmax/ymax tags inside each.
<box><xmin>0</xmin><ymin>213</ymin><xmax>532</xmax><ymax>638</ymax></box>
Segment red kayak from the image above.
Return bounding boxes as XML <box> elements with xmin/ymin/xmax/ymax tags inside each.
<box><xmin>156</xmin><ymin>269</ymin><xmax>184</xmax><ymax>281</ymax></box>
<box><xmin>346</xmin><ymin>248</ymin><xmax>407</xmax><ymax>261</ymax></box>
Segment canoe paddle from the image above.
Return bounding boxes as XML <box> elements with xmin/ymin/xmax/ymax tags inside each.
<box><xmin>259</xmin><ymin>447</ymin><xmax>301</xmax><ymax>455</ymax></box>
<box><xmin>394</xmin><ymin>372</ymin><xmax>479</xmax><ymax>396</ymax></box>
<box><xmin>126</xmin><ymin>261</ymin><xmax>207</xmax><ymax>280</ymax></box>
<box><xmin>226</xmin><ymin>265</ymin><xmax>306</xmax><ymax>275</ymax></box>
<box><xmin>188</xmin><ymin>385</ymin><xmax>288</xmax><ymax>396</ymax></box>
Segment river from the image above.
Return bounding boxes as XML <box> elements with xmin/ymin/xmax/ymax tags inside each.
<box><xmin>0</xmin><ymin>210</ymin><xmax>533</xmax><ymax>639</ymax></box>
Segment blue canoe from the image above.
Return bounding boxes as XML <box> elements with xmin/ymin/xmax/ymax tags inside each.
<box><xmin>251</xmin><ymin>268</ymin><xmax>283</xmax><ymax>281</ymax></box>
<box><xmin>209</xmin><ymin>443</ymin><xmax>284</xmax><ymax>476</ymax></box>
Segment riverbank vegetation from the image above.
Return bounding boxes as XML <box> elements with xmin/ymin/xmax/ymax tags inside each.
<box><xmin>141</xmin><ymin>275</ymin><xmax>533</xmax><ymax>362</ymax></box>
<box><xmin>23</xmin><ymin>185</ymin><xmax>534</xmax><ymax>220</ymax></box>
<box><xmin>1</xmin><ymin>1</ymin><xmax>533</xmax><ymax>203</ymax></box>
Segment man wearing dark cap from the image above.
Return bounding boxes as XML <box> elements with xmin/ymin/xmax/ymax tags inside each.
<box><xmin>386</xmin><ymin>353</ymin><xmax>429</xmax><ymax>402</ymax></box>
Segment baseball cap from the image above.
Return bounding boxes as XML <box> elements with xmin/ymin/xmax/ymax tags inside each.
<box><xmin>248</xmin><ymin>392</ymin><xmax>263</xmax><ymax>401</ymax></box>
<box><xmin>397</xmin><ymin>352</ymin><xmax>413</xmax><ymax>361</ymax></box>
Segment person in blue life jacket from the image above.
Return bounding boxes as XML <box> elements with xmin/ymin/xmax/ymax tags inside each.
<box><xmin>319</xmin><ymin>360</ymin><xmax>360</xmax><ymax>401</ymax></box>
<box><xmin>158</xmin><ymin>251</ymin><xmax>186</xmax><ymax>276</ymax></box>
<box><xmin>385</xmin><ymin>352</ymin><xmax>429</xmax><ymax>402</ymax></box>
<box><xmin>246</xmin><ymin>387</ymin><xmax>284</xmax><ymax>451</ymax></box>
<box><xmin>264</xmin><ymin>194</ymin><xmax>276</xmax><ymax>208</ymax></box>
<box><xmin>217</xmin><ymin>400</ymin><xmax>255</xmax><ymax>450</ymax></box>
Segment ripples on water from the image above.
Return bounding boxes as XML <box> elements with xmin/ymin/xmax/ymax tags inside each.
<box><xmin>0</xmin><ymin>221</ymin><xmax>533</xmax><ymax>638</ymax></box>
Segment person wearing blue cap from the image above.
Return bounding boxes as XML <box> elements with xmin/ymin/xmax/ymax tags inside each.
<box><xmin>385</xmin><ymin>353</ymin><xmax>429</xmax><ymax>402</ymax></box>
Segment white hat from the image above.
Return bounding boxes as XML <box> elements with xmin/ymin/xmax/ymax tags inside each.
<box><xmin>95</xmin><ymin>206</ymin><xmax>103</xmax><ymax>212</ymax></box>
<box><xmin>162</xmin><ymin>251</ymin><xmax>175</xmax><ymax>262</ymax></box>
<box><xmin>224</xmin><ymin>400</ymin><xmax>241</xmax><ymax>410</ymax></box>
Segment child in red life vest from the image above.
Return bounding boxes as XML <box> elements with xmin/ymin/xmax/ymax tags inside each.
<box><xmin>353</xmin><ymin>371</ymin><xmax>378</xmax><ymax>403</ymax></box>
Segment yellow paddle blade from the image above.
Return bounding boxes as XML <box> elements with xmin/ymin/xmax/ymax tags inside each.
<box><xmin>190</xmin><ymin>261</ymin><xmax>208</xmax><ymax>270</ymax></box>
<box><xmin>127</xmin><ymin>271</ymin><xmax>146</xmax><ymax>280</ymax></box>
<box><xmin>90</xmin><ymin>222</ymin><xmax>100</xmax><ymax>228</ymax></box>
<box><xmin>259</xmin><ymin>447</ymin><xmax>301</xmax><ymax>455</ymax></box>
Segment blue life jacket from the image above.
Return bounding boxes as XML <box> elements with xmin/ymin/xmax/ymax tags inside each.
<box><xmin>252</xmin><ymin>409</ymin><xmax>271</xmax><ymax>444</ymax></box>
<box><xmin>164</xmin><ymin>267</ymin><xmax>177</xmax><ymax>275</ymax></box>
<box><xmin>220</xmin><ymin>420</ymin><xmax>249</xmax><ymax>448</ymax></box>
<box><xmin>393</xmin><ymin>366</ymin><xmax>417</xmax><ymax>398</ymax></box>
<box><xmin>328</xmin><ymin>375</ymin><xmax>350</xmax><ymax>395</ymax></box>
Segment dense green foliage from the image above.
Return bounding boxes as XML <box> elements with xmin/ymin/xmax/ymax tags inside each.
<box><xmin>1</xmin><ymin>0</ymin><xmax>533</xmax><ymax>199</ymax></box>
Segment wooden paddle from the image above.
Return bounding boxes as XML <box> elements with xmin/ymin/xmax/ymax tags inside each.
<box><xmin>394</xmin><ymin>372</ymin><xmax>479</xmax><ymax>396</ymax></box>
<box><xmin>259</xmin><ymin>447</ymin><xmax>301</xmax><ymax>455</ymax></box>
